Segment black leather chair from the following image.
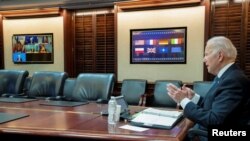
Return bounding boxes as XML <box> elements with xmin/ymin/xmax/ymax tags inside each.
<box><xmin>186</xmin><ymin>81</ymin><xmax>212</xmax><ymax>141</ymax></box>
<box><xmin>22</xmin><ymin>76</ymin><xmax>32</xmax><ymax>95</ymax></box>
<box><xmin>120</xmin><ymin>79</ymin><xmax>147</xmax><ymax>106</ymax></box>
<box><xmin>61</xmin><ymin>78</ymin><xmax>76</xmax><ymax>101</ymax></box>
<box><xmin>187</xmin><ymin>126</ymin><xmax>208</xmax><ymax>141</ymax></box>
<box><xmin>193</xmin><ymin>81</ymin><xmax>212</xmax><ymax>97</ymax></box>
<box><xmin>147</xmin><ymin>80</ymin><xmax>182</xmax><ymax>108</ymax></box>
<box><xmin>27</xmin><ymin>71</ymin><xmax>68</xmax><ymax>99</ymax></box>
<box><xmin>71</xmin><ymin>73</ymin><xmax>115</xmax><ymax>102</ymax></box>
<box><xmin>0</xmin><ymin>69</ymin><xmax>29</xmax><ymax>97</ymax></box>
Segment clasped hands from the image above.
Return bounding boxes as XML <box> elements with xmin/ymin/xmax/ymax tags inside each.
<box><xmin>166</xmin><ymin>83</ymin><xmax>195</xmax><ymax>104</ymax></box>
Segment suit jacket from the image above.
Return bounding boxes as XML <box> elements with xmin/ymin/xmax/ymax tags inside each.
<box><xmin>185</xmin><ymin>64</ymin><xmax>250</xmax><ymax>130</ymax></box>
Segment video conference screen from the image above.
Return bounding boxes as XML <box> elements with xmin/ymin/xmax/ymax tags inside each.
<box><xmin>12</xmin><ymin>33</ymin><xmax>54</xmax><ymax>64</ymax></box>
<box><xmin>130</xmin><ymin>27</ymin><xmax>187</xmax><ymax>64</ymax></box>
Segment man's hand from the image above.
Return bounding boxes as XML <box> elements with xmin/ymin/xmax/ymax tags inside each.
<box><xmin>166</xmin><ymin>83</ymin><xmax>194</xmax><ymax>103</ymax></box>
<box><xmin>181</xmin><ymin>84</ymin><xmax>195</xmax><ymax>99</ymax></box>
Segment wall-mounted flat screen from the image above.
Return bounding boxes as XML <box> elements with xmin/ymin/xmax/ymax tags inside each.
<box><xmin>130</xmin><ymin>27</ymin><xmax>187</xmax><ymax>64</ymax></box>
<box><xmin>12</xmin><ymin>33</ymin><xmax>53</xmax><ymax>64</ymax></box>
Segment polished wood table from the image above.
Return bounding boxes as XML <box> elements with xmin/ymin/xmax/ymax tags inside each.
<box><xmin>0</xmin><ymin>100</ymin><xmax>193</xmax><ymax>141</ymax></box>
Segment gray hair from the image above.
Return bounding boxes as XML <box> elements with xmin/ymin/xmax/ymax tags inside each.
<box><xmin>206</xmin><ymin>36</ymin><xmax>237</xmax><ymax>61</ymax></box>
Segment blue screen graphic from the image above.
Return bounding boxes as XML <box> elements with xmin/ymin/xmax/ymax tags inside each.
<box><xmin>130</xmin><ymin>27</ymin><xmax>187</xmax><ymax>64</ymax></box>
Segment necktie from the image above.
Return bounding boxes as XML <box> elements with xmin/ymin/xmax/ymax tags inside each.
<box><xmin>209</xmin><ymin>76</ymin><xmax>219</xmax><ymax>91</ymax></box>
<box><xmin>203</xmin><ymin>76</ymin><xmax>220</xmax><ymax>104</ymax></box>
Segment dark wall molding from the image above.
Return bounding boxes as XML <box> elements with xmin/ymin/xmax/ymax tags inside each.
<box><xmin>0</xmin><ymin>8</ymin><xmax>61</xmax><ymax>19</ymax></box>
<box><xmin>0</xmin><ymin>0</ymin><xmax>128</xmax><ymax>11</ymax></box>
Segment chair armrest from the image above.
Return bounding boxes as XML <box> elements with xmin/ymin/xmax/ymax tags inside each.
<box><xmin>138</xmin><ymin>94</ymin><xmax>145</xmax><ymax>106</ymax></box>
<box><xmin>1</xmin><ymin>93</ymin><xmax>11</xmax><ymax>97</ymax></box>
<box><xmin>96</xmin><ymin>99</ymin><xmax>108</xmax><ymax>104</ymax></box>
<box><xmin>2</xmin><ymin>93</ymin><xmax>26</xmax><ymax>98</ymax></box>
<box><xmin>45</xmin><ymin>97</ymin><xmax>57</xmax><ymax>101</ymax></box>
<box><xmin>45</xmin><ymin>96</ymin><xmax>66</xmax><ymax>101</ymax></box>
<box><xmin>18</xmin><ymin>93</ymin><xmax>26</xmax><ymax>96</ymax></box>
<box><xmin>188</xmin><ymin>127</ymin><xmax>208</xmax><ymax>139</ymax></box>
<box><xmin>142</xmin><ymin>93</ymin><xmax>154</xmax><ymax>106</ymax></box>
<box><xmin>10</xmin><ymin>93</ymin><xmax>27</xmax><ymax>98</ymax></box>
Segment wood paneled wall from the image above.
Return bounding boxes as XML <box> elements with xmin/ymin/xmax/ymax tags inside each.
<box><xmin>207</xmin><ymin>0</ymin><xmax>250</xmax><ymax>80</ymax></box>
<box><xmin>0</xmin><ymin>0</ymin><xmax>250</xmax><ymax>81</ymax></box>
<box><xmin>73</xmin><ymin>9</ymin><xmax>116</xmax><ymax>77</ymax></box>
<box><xmin>63</xmin><ymin>9</ymin><xmax>75</xmax><ymax>77</ymax></box>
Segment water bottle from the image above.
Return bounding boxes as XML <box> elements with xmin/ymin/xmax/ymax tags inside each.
<box><xmin>115</xmin><ymin>105</ymin><xmax>121</xmax><ymax>122</ymax></box>
<box><xmin>108</xmin><ymin>96</ymin><xmax>117</xmax><ymax>125</ymax></box>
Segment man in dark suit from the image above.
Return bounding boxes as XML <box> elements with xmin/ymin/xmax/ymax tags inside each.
<box><xmin>167</xmin><ymin>36</ymin><xmax>250</xmax><ymax>141</ymax></box>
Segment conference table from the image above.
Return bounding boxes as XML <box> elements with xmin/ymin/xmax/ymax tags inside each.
<box><xmin>0</xmin><ymin>99</ymin><xmax>194</xmax><ymax>141</ymax></box>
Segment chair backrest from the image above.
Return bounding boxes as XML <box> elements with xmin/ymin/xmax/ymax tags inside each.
<box><xmin>150</xmin><ymin>80</ymin><xmax>182</xmax><ymax>108</ymax></box>
<box><xmin>193</xmin><ymin>81</ymin><xmax>212</xmax><ymax>97</ymax></box>
<box><xmin>71</xmin><ymin>73</ymin><xmax>115</xmax><ymax>102</ymax></box>
<box><xmin>0</xmin><ymin>69</ymin><xmax>29</xmax><ymax>96</ymax></box>
<box><xmin>63</xmin><ymin>78</ymin><xmax>76</xmax><ymax>100</ymax></box>
<box><xmin>121</xmin><ymin>79</ymin><xmax>147</xmax><ymax>105</ymax></box>
<box><xmin>23</xmin><ymin>76</ymin><xmax>32</xmax><ymax>93</ymax></box>
<box><xmin>27</xmin><ymin>71</ymin><xmax>68</xmax><ymax>98</ymax></box>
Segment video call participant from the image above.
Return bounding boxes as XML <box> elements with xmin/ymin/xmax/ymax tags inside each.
<box><xmin>39</xmin><ymin>44</ymin><xmax>47</xmax><ymax>53</ymax></box>
<box><xmin>13</xmin><ymin>41</ymin><xmax>25</xmax><ymax>53</ymax></box>
<box><xmin>167</xmin><ymin>36</ymin><xmax>250</xmax><ymax>141</ymax></box>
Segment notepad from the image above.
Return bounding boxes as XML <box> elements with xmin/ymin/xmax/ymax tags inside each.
<box><xmin>130</xmin><ymin>108</ymin><xmax>183</xmax><ymax>129</ymax></box>
<box><xmin>40</xmin><ymin>100</ymin><xmax>89</xmax><ymax>107</ymax></box>
<box><xmin>0</xmin><ymin>97</ymin><xmax>38</xmax><ymax>103</ymax></box>
<box><xmin>0</xmin><ymin>112</ymin><xmax>29</xmax><ymax>124</ymax></box>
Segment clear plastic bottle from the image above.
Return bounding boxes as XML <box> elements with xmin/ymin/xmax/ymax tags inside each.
<box><xmin>108</xmin><ymin>96</ymin><xmax>117</xmax><ymax>125</ymax></box>
<box><xmin>114</xmin><ymin>105</ymin><xmax>121</xmax><ymax>122</ymax></box>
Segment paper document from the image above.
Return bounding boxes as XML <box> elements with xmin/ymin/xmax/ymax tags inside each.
<box><xmin>142</xmin><ymin>108</ymin><xmax>182</xmax><ymax>118</ymax></box>
<box><xmin>119</xmin><ymin>125</ymin><xmax>149</xmax><ymax>132</ymax></box>
<box><xmin>130</xmin><ymin>108</ymin><xmax>183</xmax><ymax>129</ymax></box>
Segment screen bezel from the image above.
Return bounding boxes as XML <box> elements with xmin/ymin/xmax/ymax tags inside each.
<box><xmin>130</xmin><ymin>27</ymin><xmax>187</xmax><ymax>64</ymax></box>
<box><xmin>12</xmin><ymin>33</ymin><xmax>54</xmax><ymax>64</ymax></box>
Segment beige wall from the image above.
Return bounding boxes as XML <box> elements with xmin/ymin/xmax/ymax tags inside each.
<box><xmin>3</xmin><ymin>16</ymin><xmax>64</xmax><ymax>76</ymax></box>
<box><xmin>117</xmin><ymin>6</ymin><xmax>205</xmax><ymax>83</ymax></box>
